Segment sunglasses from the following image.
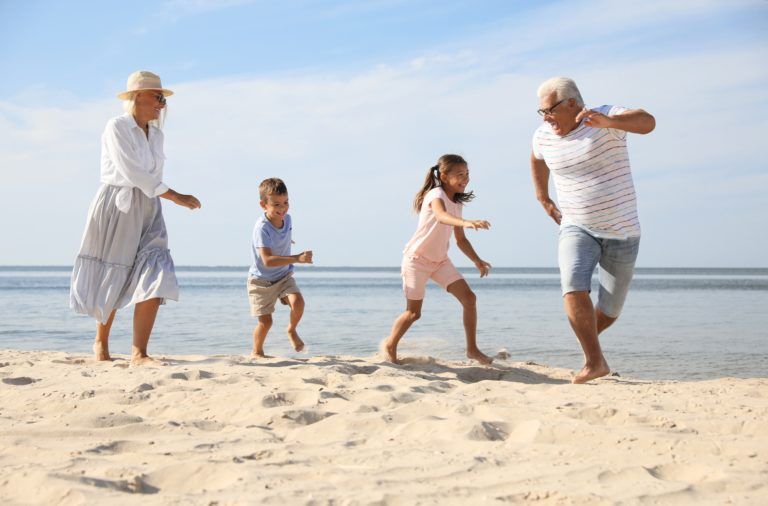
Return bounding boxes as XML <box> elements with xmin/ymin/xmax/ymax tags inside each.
<box><xmin>152</xmin><ymin>93</ymin><xmax>167</xmax><ymax>105</ymax></box>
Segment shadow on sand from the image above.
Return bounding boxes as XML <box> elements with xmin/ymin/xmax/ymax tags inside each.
<box><xmin>168</xmin><ymin>354</ymin><xmax>570</xmax><ymax>385</ymax></box>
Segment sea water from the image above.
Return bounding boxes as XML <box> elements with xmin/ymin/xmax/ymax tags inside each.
<box><xmin>0</xmin><ymin>266</ymin><xmax>766</xmax><ymax>381</ymax></box>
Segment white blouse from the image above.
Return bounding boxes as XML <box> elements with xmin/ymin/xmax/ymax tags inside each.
<box><xmin>100</xmin><ymin>113</ymin><xmax>169</xmax><ymax>213</ymax></box>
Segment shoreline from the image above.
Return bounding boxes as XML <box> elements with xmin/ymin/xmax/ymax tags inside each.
<box><xmin>1</xmin><ymin>349</ymin><xmax>766</xmax><ymax>504</ymax></box>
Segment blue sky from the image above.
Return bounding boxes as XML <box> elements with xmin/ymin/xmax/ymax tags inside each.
<box><xmin>1</xmin><ymin>0</ymin><xmax>766</xmax><ymax>267</ymax></box>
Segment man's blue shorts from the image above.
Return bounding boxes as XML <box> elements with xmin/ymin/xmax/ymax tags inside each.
<box><xmin>558</xmin><ymin>225</ymin><xmax>640</xmax><ymax>318</ymax></box>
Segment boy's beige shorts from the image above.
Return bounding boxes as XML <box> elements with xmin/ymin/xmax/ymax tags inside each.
<box><xmin>247</xmin><ymin>272</ymin><xmax>301</xmax><ymax>316</ymax></box>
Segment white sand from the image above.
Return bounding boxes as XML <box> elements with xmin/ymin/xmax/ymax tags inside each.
<box><xmin>0</xmin><ymin>349</ymin><xmax>766</xmax><ymax>505</ymax></box>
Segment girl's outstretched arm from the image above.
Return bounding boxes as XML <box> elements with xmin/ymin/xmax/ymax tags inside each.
<box><xmin>454</xmin><ymin>227</ymin><xmax>492</xmax><ymax>277</ymax></box>
<box><xmin>430</xmin><ymin>199</ymin><xmax>490</xmax><ymax>230</ymax></box>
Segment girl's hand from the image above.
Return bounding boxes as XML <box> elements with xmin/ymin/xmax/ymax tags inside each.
<box><xmin>463</xmin><ymin>219</ymin><xmax>491</xmax><ymax>230</ymax></box>
<box><xmin>475</xmin><ymin>259</ymin><xmax>491</xmax><ymax>277</ymax></box>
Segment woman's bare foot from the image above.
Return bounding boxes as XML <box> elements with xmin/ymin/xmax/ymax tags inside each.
<box><xmin>129</xmin><ymin>354</ymin><xmax>164</xmax><ymax>367</ymax></box>
<box><xmin>379</xmin><ymin>338</ymin><xmax>400</xmax><ymax>364</ymax></box>
<box><xmin>93</xmin><ymin>340</ymin><xmax>112</xmax><ymax>361</ymax></box>
<box><xmin>287</xmin><ymin>328</ymin><xmax>305</xmax><ymax>352</ymax></box>
<box><xmin>572</xmin><ymin>359</ymin><xmax>610</xmax><ymax>384</ymax></box>
<box><xmin>467</xmin><ymin>348</ymin><xmax>493</xmax><ymax>365</ymax></box>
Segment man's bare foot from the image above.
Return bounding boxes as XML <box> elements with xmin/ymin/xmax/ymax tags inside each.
<box><xmin>287</xmin><ymin>328</ymin><xmax>305</xmax><ymax>352</ymax></box>
<box><xmin>572</xmin><ymin>359</ymin><xmax>610</xmax><ymax>384</ymax></box>
<box><xmin>379</xmin><ymin>338</ymin><xmax>400</xmax><ymax>364</ymax></box>
<box><xmin>467</xmin><ymin>348</ymin><xmax>493</xmax><ymax>365</ymax></box>
<box><xmin>93</xmin><ymin>341</ymin><xmax>112</xmax><ymax>361</ymax></box>
<box><xmin>129</xmin><ymin>355</ymin><xmax>164</xmax><ymax>367</ymax></box>
<box><xmin>250</xmin><ymin>350</ymin><xmax>273</xmax><ymax>359</ymax></box>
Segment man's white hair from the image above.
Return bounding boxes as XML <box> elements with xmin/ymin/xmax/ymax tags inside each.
<box><xmin>537</xmin><ymin>77</ymin><xmax>584</xmax><ymax>107</ymax></box>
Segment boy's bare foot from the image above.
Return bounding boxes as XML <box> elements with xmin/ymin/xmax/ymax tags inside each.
<box><xmin>129</xmin><ymin>355</ymin><xmax>164</xmax><ymax>367</ymax></box>
<box><xmin>287</xmin><ymin>328</ymin><xmax>305</xmax><ymax>352</ymax></box>
<box><xmin>93</xmin><ymin>341</ymin><xmax>112</xmax><ymax>361</ymax></box>
<box><xmin>466</xmin><ymin>348</ymin><xmax>493</xmax><ymax>365</ymax></box>
<box><xmin>572</xmin><ymin>359</ymin><xmax>610</xmax><ymax>384</ymax></box>
<box><xmin>379</xmin><ymin>338</ymin><xmax>400</xmax><ymax>365</ymax></box>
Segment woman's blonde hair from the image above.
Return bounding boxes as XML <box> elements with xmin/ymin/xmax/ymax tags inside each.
<box><xmin>122</xmin><ymin>91</ymin><xmax>167</xmax><ymax>130</ymax></box>
<box><xmin>413</xmin><ymin>154</ymin><xmax>474</xmax><ymax>212</ymax></box>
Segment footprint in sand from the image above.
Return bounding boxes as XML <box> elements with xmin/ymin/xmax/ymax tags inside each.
<box><xmin>647</xmin><ymin>464</ymin><xmax>726</xmax><ymax>484</ymax></box>
<box><xmin>330</xmin><ymin>363</ymin><xmax>379</xmax><ymax>376</ymax></box>
<box><xmin>467</xmin><ymin>421</ymin><xmax>509</xmax><ymax>442</ymax></box>
<box><xmin>51</xmin><ymin>473</ymin><xmax>159</xmax><ymax>494</ymax></box>
<box><xmin>261</xmin><ymin>392</ymin><xmax>294</xmax><ymax>408</ymax></box>
<box><xmin>132</xmin><ymin>383</ymin><xmax>155</xmax><ymax>393</ymax></box>
<box><xmin>51</xmin><ymin>358</ymin><xmax>86</xmax><ymax>365</ymax></box>
<box><xmin>281</xmin><ymin>409</ymin><xmax>334</xmax><ymax>426</ymax></box>
<box><xmin>389</xmin><ymin>392</ymin><xmax>418</xmax><ymax>404</ymax></box>
<box><xmin>79</xmin><ymin>413</ymin><xmax>144</xmax><ymax>428</ymax></box>
<box><xmin>169</xmin><ymin>370</ymin><xmax>214</xmax><ymax>381</ymax></box>
<box><xmin>2</xmin><ymin>376</ymin><xmax>37</xmax><ymax>386</ymax></box>
<box><xmin>86</xmin><ymin>440</ymin><xmax>146</xmax><ymax>455</ymax></box>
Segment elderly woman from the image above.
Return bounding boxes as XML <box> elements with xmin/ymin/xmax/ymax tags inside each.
<box><xmin>70</xmin><ymin>70</ymin><xmax>201</xmax><ymax>365</ymax></box>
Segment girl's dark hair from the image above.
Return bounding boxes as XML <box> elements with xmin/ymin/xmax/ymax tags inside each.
<box><xmin>413</xmin><ymin>154</ymin><xmax>474</xmax><ymax>212</ymax></box>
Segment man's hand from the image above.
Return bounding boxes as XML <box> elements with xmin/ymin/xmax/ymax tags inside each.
<box><xmin>475</xmin><ymin>259</ymin><xmax>492</xmax><ymax>278</ymax></box>
<box><xmin>576</xmin><ymin>107</ymin><xmax>612</xmax><ymax>129</ymax></box>
<box><xmin>541</xmin><ymin>198</ymin><xmax>562</xmax><ymax>225</ymax></box>
<box><xmin>297</xmin><ymin>251</ymin><xmax>313</xmax><ymax>264</ymax></box>
<box><xmin>463</xmin><ymin>219</ymin><xmax>491</xmax><ymax>230</ymax></box>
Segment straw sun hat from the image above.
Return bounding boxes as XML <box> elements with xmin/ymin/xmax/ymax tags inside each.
<box><xmin>117</xmin><ymin>70</ymin><xmax>174</xmax><ymax>100</ymax></box>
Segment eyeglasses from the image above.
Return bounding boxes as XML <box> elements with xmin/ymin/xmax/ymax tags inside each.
<box><xmin>537</xmin><ymin>99</ymin><xmax>563</xmax><ymax>117</ymax></box>
<box><xmin>153</xmin><ymin>93</ymin><xmax>167</xmax><ymax>105</ymax></box>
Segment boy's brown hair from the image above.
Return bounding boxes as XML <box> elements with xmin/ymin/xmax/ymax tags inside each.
<box><xmin>259</xmin><ymin>178</ymin><xmax>288</xmax><ymax>201</ymax></box>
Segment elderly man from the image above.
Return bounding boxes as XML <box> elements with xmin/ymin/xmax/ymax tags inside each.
<box><xmin>530</xmin><ymin>77</ymin><xmax>655</xmax><ymax>383</ymax></box>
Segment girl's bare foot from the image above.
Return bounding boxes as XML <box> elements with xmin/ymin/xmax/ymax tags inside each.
<box><xmin>287</xmin><ymin>328</ymin><xmax>305</xmax><ymax>352</ymax></box>
<box><xmin>467</xmin><ymin>348</ymin><xmax>493</xmax><ymax>365</ymax></box>
<box><xmin>93</xmin><ymin>341</ymin><xmax>112</xmax><ymax>361</ymax></box>
<box><xmin>379</xmin><ymin>338</ymin><xmax>400</xmax><ymax>364</ymax></box>
<box><xmin>572</xmin><ymin>359</ymin><xmax>610</xmax><ymax>384</ymax></box>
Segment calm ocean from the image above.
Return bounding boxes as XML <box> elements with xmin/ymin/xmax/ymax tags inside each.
<box><xmin>1</xmin><ymin>266</ymin><xmax>766</xmax><ymax>381</ymax></box>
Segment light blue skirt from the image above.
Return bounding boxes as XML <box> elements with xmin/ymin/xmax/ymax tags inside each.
<box><xmin>70</xmin><ymin>184</ymin><xmax>179</xmax><ymax>324</ymax></box>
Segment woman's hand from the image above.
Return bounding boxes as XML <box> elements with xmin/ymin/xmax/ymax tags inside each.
<box><xmin>475</xmin><ymin>259</ymin><xmax>492</xmax><ymax>277</ymax></box>
<box><xmin>163</xmin><ymin>189</ymin><xmax>201</xmax><ymax>210</ymax></box>
<box><xmin>463</xmin><ymin>219</ymin><xmax>491</xmax><ymax>230</ymax></box>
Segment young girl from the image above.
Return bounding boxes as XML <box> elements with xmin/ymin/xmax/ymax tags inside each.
<box><xmin>381</xmin><ymin>154</ymin><xmax>493</xmax><ymax>365</ymax></box>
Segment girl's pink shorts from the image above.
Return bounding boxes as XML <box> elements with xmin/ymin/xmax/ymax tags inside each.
<box><xmin>401</xmin><ymin>255</ymin><xmax>463</xmax><ymax>300</ymax></box>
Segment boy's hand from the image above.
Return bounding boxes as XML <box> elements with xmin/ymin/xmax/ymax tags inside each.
<box><xmin>464</xmin><ymin>219</ymin><xmax>491</xmax><ymax>230</ymax></box>
<box><xmin>475</xmin><ymin>259</ymin><xmax>491</xmax><ymax>277</ymax></box>
<box><xmin>297</xmin><ymin>250</ymin><xmax>313</xmax><ymax>264</ymax></box>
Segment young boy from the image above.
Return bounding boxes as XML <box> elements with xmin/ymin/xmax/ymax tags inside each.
<box><xmin>248</xmin><ymin>178</ymin><xmax>313</xmax><ymax>357</ymax></box>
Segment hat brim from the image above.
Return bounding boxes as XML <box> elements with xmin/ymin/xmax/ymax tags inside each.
<box><xmin>117</xmin><ymin>88</ymin><xmax>174</xmax><ymax>100</ymax></box>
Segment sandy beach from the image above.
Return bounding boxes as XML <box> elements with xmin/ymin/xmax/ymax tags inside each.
<box><xmin>0</xmin><ymin>349</ymin><xmax>765</xmax><ymax>505</ymax></box>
